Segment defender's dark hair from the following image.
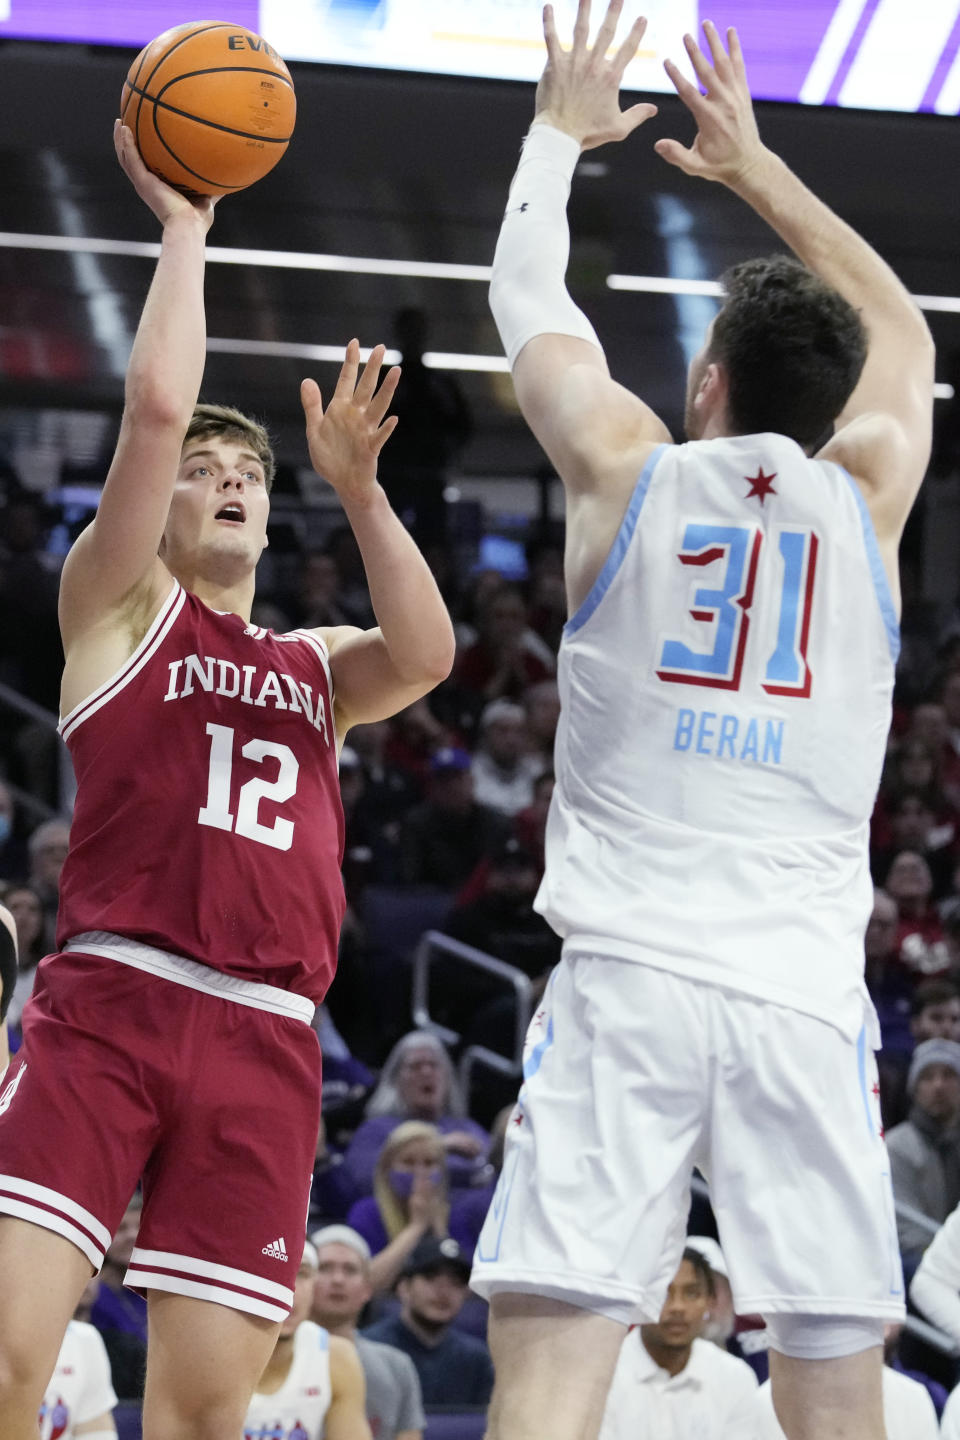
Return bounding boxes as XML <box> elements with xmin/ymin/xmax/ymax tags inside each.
<box><xmin>183</xmin><ymin>403</ymin><xmax>276</xmax><ymax>492</ymax></box>
<box><xmin>681</xmin><ymin>1246</ymin><xmax>716</xmax><ymax>1298</ymax></box>
<box><xmin>709</xmin><ymin>255</ymin><xmax>867</xmax><ymax>450</ymax></box>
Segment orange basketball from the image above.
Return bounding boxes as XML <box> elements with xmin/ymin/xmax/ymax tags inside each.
<box><xmin>120</xmin><ymin>20</ymin><xmax>296</xmax><ymax>197</ymax></box>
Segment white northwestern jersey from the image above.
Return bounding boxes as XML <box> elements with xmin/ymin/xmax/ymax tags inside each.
<box><xmin>39</xmin><ymin>1320</ymin><xmax>117</xmax><ymax>1439</ymax></box>
<box><xmin>244</xmin><ymin>1322</ymin><xmax>332</xmax><ymax>1440</ymax></box>
<box><xmin>538</xmin><ymin>433</ymin><xmax>898</xmax><ymax>1039</ymax></box>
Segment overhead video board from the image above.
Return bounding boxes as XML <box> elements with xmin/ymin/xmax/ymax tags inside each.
<box><xmin>2</xmin><ymin>0</ymin><xmax>959</xmax><ymax>113</ymax></box>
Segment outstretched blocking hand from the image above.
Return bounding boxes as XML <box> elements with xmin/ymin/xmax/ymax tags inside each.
<box><xmin>301</xmin><ymin>340</ymin><xmax>401</xmax><ymax>507</ymax></box>
<box><xmin>655</xmin><ymin>21</ymin><xmax>766</xmax><ymax>186</ymax></box>
<box><xmin>113</xmin><ymin>120</ymin><xmax>216</xmax><ymax>231</ymax></box>
<box><xmin>535</xmin><ymin>0</ymin><xmax>658</xmax><ymax>150</ymax></box>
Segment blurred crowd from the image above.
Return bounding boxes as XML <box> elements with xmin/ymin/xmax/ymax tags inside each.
<box><xmin>5</xmin><ymin>494</ymin><xmax>960</xmax><ymax>1436</ymax></box>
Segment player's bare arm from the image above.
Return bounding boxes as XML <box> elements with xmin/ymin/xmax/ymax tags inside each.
<box><xmin>58</xmin><ymin>122</ymin><xmax>216</xmax><ymax>705</ymax></box>
<box><xmin>325</xmin><ymin>1334</ymin><xmax>372</xmax><ymax>1440</ymax></box>
<box><xmin>657</xmin><ymin>20</ymin><xmax>934</xmax><ymax>565</ymax></box>
<box><xmin>302</xmin><ymin>342</ymin><xmax>455</xmax><ymax>738</ymax></box>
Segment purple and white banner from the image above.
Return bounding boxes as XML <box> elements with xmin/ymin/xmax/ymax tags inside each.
<box><xmin>2</xmin><ymin>0</ymin><xmax>959</xmax><ymax>114</ymax></box>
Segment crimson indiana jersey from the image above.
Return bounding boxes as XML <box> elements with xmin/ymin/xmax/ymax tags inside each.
<box><xmin>57</xmin><ymin>581</ymin><xmax>345</xmax><ymax>1001</ymax></box>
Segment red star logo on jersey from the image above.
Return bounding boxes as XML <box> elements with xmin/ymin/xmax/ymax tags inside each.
<box><xmin>745</xmin><ymin>467</ymin><xmax>777</xmax><ymax>504</ymax></box>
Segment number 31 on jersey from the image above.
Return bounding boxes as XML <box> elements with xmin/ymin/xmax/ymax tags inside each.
<box><xmin>655</xmin><ymin>522</ymin><xmax>819</xmax><ymax>698</ymax></box>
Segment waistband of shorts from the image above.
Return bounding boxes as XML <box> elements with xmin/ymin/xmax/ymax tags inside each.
<box><xmin>62</xmin><ymin>931</ymin><xmax>315</xmax><ymax>1024</ymax></box>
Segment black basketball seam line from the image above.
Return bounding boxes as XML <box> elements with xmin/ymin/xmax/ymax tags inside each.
<box><xmin>136</xmin><ymin>22</ymin><xmax>237</xmax><ymax>156</ymax></box>
<box><xmin>148</xmin><ymin>103</ymin><xmax>246</xmax><ymax>191</ymax></box>
<box><xmin>129</xmin><ymin>78</ymin><xmax>294</xmax><ymax>145</ymax></box>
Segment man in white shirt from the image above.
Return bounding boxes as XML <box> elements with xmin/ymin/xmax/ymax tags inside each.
<box><xmin>599</xmin><ymin>1249</ymin><xmax>759</xmax><ymax>1440</ymax></box>
<box><xmin>756</xmin><ymin>1361</ymin><xmax>939</xmax><ymax>1438</ymax></box>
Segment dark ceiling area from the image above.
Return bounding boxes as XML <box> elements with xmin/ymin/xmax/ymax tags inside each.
<box><xmin>1</xmin><ymin>37</ymin><xmax>960</xmax><ymax>481</ymax></box>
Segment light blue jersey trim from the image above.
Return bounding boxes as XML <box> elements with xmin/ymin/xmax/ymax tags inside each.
<box><xmin>856</xmin><ymin>1025</ymin><xmax>876</xmax><ymax>1138</ymax></box>
<box><xmin>564</xmin><ymin>444</ymin><xmax>668</xmax><ymax>637</ymax></box>
<box><xmin>523</xmin><ymin>1017</ymin><xmax>554</xmax><ymax>1082</ymax></box>
<box><xmin>842</xmin><ymin>472</ymin><xmax>901</xmax><ymax>663</ymax></box>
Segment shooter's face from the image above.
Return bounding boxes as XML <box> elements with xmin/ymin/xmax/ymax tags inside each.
<box><xmin>162</xmin><ymin>436</ymin><xmax>270</xmax><ymax>582</ymax></box>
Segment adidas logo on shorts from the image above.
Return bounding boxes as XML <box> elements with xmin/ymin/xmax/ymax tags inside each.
<box><xmin>262</xmin><ymin>1236</ymin><xmax>288</xmax><ymax>1262</ymax></box>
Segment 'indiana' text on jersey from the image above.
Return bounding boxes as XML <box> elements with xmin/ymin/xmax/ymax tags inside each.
<box><xmin>56</xmin><ymin>584</ymin><xmax>345</xmax><ymax>1001</ymax></box>
<box><xmin>538</xmin><ymin>434</ymin><xmax>899</xmax><ymax>1041</ymax></box>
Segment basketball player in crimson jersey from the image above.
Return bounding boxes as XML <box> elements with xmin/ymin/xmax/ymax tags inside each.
<box><xmin>469</xmin><ymin>6</ymin><xmax>934</xmax><ymax>1440</ymax></box>
<box><xmin>0</xmin><ymin>122</ymin><xmax>454</xmax><ymax>1440</ymax></box>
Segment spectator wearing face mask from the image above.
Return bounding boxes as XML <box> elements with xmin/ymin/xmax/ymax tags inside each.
<box><xmin>345</xmin><ymin>1123</ymin><xmax>485</xmax><ymax>1296</ymax></box>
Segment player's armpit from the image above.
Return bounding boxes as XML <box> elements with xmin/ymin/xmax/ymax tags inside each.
<box><xmin>326</xmin><ymin>1334</ymin><xmax>372</xmax><ymax>1440</ymax></box>
<box><xmin>323</xmin><ymin>625</ymin><xmax>446</xmax><ymax>739</ymax></box>
<box><xmin>58</xmin><ymin>521</ymin><xmax>170</xmax><ymax>653</ymax></box>
<box><xmin>512</xmin><ymin>334</ymin><xmax>672</xmax><ymax>496</ymax></box>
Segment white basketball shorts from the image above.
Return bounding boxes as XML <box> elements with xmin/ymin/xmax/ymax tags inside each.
<box><xmin>470</xmin><ymin>952</ymin><xmax>905</xmax><ymax>1326</ymax></box>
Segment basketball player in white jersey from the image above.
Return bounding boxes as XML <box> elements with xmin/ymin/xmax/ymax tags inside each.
<box><xmin>469</xmin><ymin>7</ymin><xmax>935</xmax><ymax>1440</ymax></box>
<box><xmin>244</xmin><ymin>1241</ymin><xmax>370</xmax><ymax>1440</ymax></box>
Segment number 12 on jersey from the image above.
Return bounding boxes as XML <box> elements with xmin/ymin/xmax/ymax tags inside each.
<box><xmin>199</xmin><ymin>722</ymin><xmax>299</xmax><ymax>850</ymax></box>
<box><xmin>656</xmin><ymin>523</ymin><xmax>819</xmax><ymax>697</ymax></box>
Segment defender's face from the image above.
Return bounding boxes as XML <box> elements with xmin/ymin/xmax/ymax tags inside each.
<box><xmin>163</xmin><ymin>437</ymin><xmax>270</xmax><ymax>578</ymax></box>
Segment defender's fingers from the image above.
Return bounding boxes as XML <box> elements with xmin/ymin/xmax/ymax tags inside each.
<box><xmin>593</xmin><ymin>0</ymin><xmax>625</xmax><ymax>61</ymax></box>
<box><xmin>664</xmin><ymin>56</ymin><xmax>709</xmax><ymax>114</ymax></box>
<box><xmin>572</xmin><ymin>0</ymin><xmax>592</xmax><ymax>51</ymax></box>
<box><xmin>654</xmin><ymin>137</ymin><xmax>701</xmax><ymax>174</ymax></box>
<box><xmin>333</xmin><ymin>339</ymin><xmax>361</xmax><ymax>399</ymax></box>
<box><xmin>371</xmin><ymin>414</ymin><xmax>400</xmax><ymax>457</ymax></box>
<box><xmin>367</xmin><ymin>365</ymin><xmax>402</xmax><ymax>426</ymax></box>
<box><xmin>355</xmin><ymin>343</ymin><xmax>387</xmax><ymax>404</ymax></box>
<box><xmin>613</xmin><ymin>14</ymin><xmax>648</xmax><ymax>78</ymax></box>
<box><xmin>300</xmin><ymin>376</ymin><xmax>324</xmax><ymax>417</ymax></box>
<box><xmin>683</xmin><ymin>31</ymin><xmax>716</xmax><ymax>91</ymax></box>
<box><xmin>543</xmin><ymin>3</ymin><xmax>560</xmax><ymax>61</ymax></box>
<box><xmin>727</xmin><ymin>26</ymin><xmax>747</xmax><ymax>79</ymax></box>
<box><xmin>701</xmin><ymin>19</ymin><xmax>732</xmax><ymax>76</ymax></box>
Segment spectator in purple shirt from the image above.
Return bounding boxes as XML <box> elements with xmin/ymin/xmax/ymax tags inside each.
<box><xmin>342</xmin><ymin>1032</ymin><xmax>490</xmax><ymax>1195</ymax></box>
<box><xmin>346</xmin><ymin>1121</ymin><xmax>487</xmax><ymax>1295</ymax></box>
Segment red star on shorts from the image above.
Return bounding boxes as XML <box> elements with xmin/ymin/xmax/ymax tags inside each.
<box><xmin>745</xmin><ymin>467</ymin><xmax>777</xmax><ymax>504</ymax></box>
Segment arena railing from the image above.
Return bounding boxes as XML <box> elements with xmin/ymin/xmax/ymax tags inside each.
<box><xmin>411</xmin><ymin>930</ymin><xmax>533</xmax><ymax>1105</ymax></box>
<box><xmin>0</xmin><ymin>679</ymin><xmax>73</xmax><ymax>817</ymax></box>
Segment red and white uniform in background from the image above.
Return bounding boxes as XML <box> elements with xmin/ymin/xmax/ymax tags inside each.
<box><xmin>0</xmin><ymin>583</ymin><xmax>344</xmax><ymax>1319</ymax></box>
<box><xmin>39</xmin><ymin>1320</ymin><xmax>117</xmax><ymax>1440</ymax></box>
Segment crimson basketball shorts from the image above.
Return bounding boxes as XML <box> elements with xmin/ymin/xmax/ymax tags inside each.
<box><xmin>471</xmin><ymin>952</ymin><xmax>905</xmax><ymax>1327</ymax></box>
<box><xmin>0</xmin><ymin>935</ymin><xmax>322</xmax><ymax>1322</ymax></box>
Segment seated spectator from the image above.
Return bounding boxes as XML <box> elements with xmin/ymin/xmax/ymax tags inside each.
<box><xmin>26</xmin><ymin>816</ymin><xmax>70</xmax><ymax>942</ymax></box>
<box><xmin>90</xmin><ymin>1194</ymin><xmax>147</xmax><ymax>1400</ymax></box>
<box><xmin>297</xmin><ymin>549</ymin><xmax>354</xmax><ymax>628</ymax></box>
<box><xmin>245</xmin><ymin>1239</ymin><xmax>370</xmax><ymax>1440</ymax></box>
<box><xmin>309</xmin><ymin>1116</ymin><xmax>361</xmax><ymax>1230</ymax></box>
<box><xmin>876</xmin><ymin>790</ymin><xmax>958</xmax><ymax>897</ymax></box>
<box><xmin>315</xmin><ymin>1001</ymin><xmax>374</xmax><ymax>1135</ymax></box>
<box><xmin>522</xmin><ymin>680</ymin><xmax>561</xmax><ymax>775</ymax></box>
<box><xmin>442</xmin><ymin>837</ymin><xmax>560</xmax><ymax>993</ymax></box>
<box><xmin>0</xmin><ymin>881</ymin><xmax>47</xmax><ymax>1033</ymax></box>
<box><xmin>884</xmin><ymin>849</ymin><xmax>949</xmax><ymax>976</ymax></box>
<box><xmin>384</xmin><ymin>699</ymin><xmax>454</xmax><ymax>792</ymax></box>
<box><xmin>41</xmin><ymin>1275</ymin><xmax>119</xmax><ymax>1440</ymax></box>
<box><xmin>911</xmin><ymin>978</ymin><xmax>960</xmax><ymax>1043</ymax></box>
<box><xmin>599</xmin><ymin>1248</ymin><xmax>759</xmax><ymax>1440</ymax></box>
<box><xmin>0</xmin><ymin>780</ymin><xmax>27</xmax><ymax>881</ymax></box>
<box><xmin>514</xmin><ymin>770</ymin><xmax>554</xmax><ymax>877</ymax></box>
<box><xmin>886</xmin><ymin>1038</ymin><xmax>960</xmax><ymax>1277</ymax></box>
<box><xmin>471</xmin><ymin>699</ymin><xmax>543</xmax><ymax>818</ymax></box>
<box><xmin>454</xmin><ymin>582</ymin><xmax>554</xmax><ymax>719</ymax></box>
<box><xmin>310</xmin><ymin>1223</ymin><xmax>426</xmax><ymax>1440</ymax></box>
<box><xmin>754</xmin><ymin>1336</ymin><xmax>939</xmax><ymax>1439</ymax></box>
<box><xmin>910</xmin><ymin>1199</ymin><xmax>960</xmax><ymax>1356</ymax></box>
<box><xmin>346</xmin><ymin>1122</ymin><xmax>485</xmax><ymax>1293</ymax></box>
<box><xmin>397</xmin><ymin>748</ymin><xmax>511</xmax><ymax>890</ymax></box>
<box><xmin>343</xmin><ymin>1032</ymin><xmax>490</xmax><ymax>1195</ymax></box>
<box><xmin>361</xmin><ymin>1236</ymin><xmax>494</xmax><ymax>1408</ymax></box>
